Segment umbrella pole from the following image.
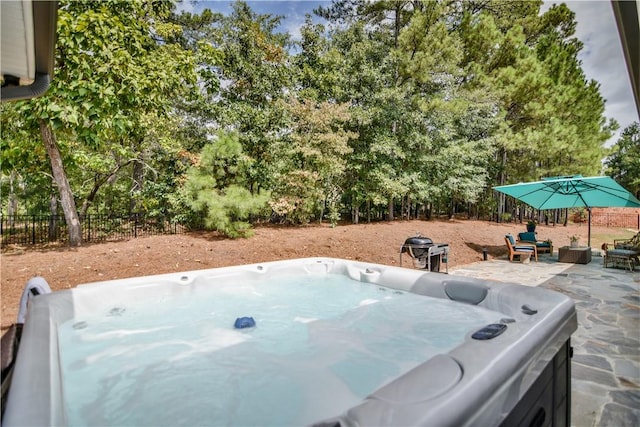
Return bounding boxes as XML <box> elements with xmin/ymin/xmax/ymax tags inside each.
<box><xmin>587</xmin><ymin>207</ymin><xmax>592</xmax><ymax>247</ymax></box>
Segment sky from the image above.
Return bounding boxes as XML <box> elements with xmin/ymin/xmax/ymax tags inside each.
<box><xmin>180</xmin><ymin>0</ymin><xmax>639</xmax><ymax>146</ymax></box>
<box><xmin>541</xmin><ymin>1</ymin><xmax>639</xmax><ymax>146</ymax></box>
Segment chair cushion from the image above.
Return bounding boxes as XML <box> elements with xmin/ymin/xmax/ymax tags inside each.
<box><xmin>506</xmin><ymin>234</ymin><xmax>516</xmax><ymax>245</ymax></box>
<box><xmin>535</xmin><ymin>242</ymin><xmax>551</xmax><ymax>248</ymax></box>
<box><xmin>514</xmin><ymin>246</ymin><xmax>534</xmax><ymax>252</ymax></box>
<box><xmin>518</xmin><ymin>232</ymin><xmax>536</xmax><ymax>242</ymax></box>
<box><xmin>607</xmin><ymin>249</ymin><xmax>638</xmax><ymax>257</ymax></box>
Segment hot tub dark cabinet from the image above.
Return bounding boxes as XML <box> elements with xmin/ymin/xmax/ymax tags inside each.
<box><xmin>3</xmin><ymin>258</ymin><xmax>576</xmax><ymax>427</ymax></box>
<box><xmin>499</xmin><ymin>339</ymin><xmax>572</xmax><ymax>427</ymax></box>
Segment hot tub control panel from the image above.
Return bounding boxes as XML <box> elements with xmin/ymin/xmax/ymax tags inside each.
<box><xmin>471</xmin><ymin>323</ymin><xmax>507</xmax><ymax>340</ymax></box>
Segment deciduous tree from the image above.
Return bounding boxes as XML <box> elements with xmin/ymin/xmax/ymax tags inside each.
<box><xmin>605</xmin><ymin>122</ymin><xmax>640</xmax><ymax>198</ymax></box>
<box><xmin>2</xmin><ymin>0</ymin><xmax>200</xmax><ymax>245</ymax></box>
<box><xmin>270</xmin><ymin>98</ymin><xmax>355</xmax><ymax>225</ymax></box>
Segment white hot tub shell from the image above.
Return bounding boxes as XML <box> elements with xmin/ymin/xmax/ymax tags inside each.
<box><xmin>2</xmin><ymin>258</ymin><xmax>577</xmax><ymax>427</ymax></box>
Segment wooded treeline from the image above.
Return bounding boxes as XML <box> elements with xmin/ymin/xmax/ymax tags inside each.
<box><xmin>1</xmin><ymin>0</ymin><xmax>631</xmax><ymax>244</ymax></box>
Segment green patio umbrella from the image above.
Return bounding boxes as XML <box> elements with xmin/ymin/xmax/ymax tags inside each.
<box><xmin>493</xmin><ymin>175</ymin><xmax>640</xmax><ymax>246</ymax></box>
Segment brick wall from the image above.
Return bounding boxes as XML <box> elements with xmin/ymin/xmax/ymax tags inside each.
<box><xmin>591</xmin><ymin>208</ymin><xmax>640</xmax><ymax>228</ymax></box>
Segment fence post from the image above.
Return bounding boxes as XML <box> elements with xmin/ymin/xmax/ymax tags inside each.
<box><xmin>31</xmin><ymin>215</ymin><xmax>36</xmax><ymax>244</ymax></box>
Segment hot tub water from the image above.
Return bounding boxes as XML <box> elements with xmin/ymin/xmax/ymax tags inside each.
<box><xmin>4</xmin><ymin>258</ymin><xmax>576</xmax><ymax>427</ymax></box>
<box><xmin>58</xmin><ymin>274</ymin><xmax>503</xmax><ymax>426</ymax></box>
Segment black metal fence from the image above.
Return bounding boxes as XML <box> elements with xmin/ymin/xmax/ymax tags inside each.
<box><xmin>1</xmin><ymin>211</ymin><xmax>638</xmax><ymax>247</ymax></box>
<box><xmin>0</xmin><ymin>213</ymin><xmax>201</xmax><ymax>246</ymax></box>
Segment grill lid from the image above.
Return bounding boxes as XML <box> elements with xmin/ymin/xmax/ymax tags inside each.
<box><xmin>404</xmin><ymin>236</ymin><xmax>434</xmax><ymax>246</ymax></box>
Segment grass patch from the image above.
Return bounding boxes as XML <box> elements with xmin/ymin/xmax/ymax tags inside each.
<box><xmin>591</xmin><ymin>228</ymin><xmax>637</xmax><ymax>246</ymax></box>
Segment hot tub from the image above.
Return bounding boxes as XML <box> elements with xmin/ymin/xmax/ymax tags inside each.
<box><xmin>3</xmin><ymin>258</ymin><xmax>576</xmax><ymax>427</ymax></box>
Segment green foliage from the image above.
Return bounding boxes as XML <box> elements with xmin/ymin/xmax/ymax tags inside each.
<box><xmin>2</xmin><ymin>0</ymin><xmax>618</xmax><ymax>231</ymax></box>
<box><xmin>605</xmin><ymin>122</ymin><xmax>640</xmax><ymax>198</ymax></box>
<box><xmin>181</xmin><ymin>132</ymin><xmax>270</xmax><ymax>238</ymax></box>
<box><xmin>209</xmin><ymin>2</ymin><xmax>291</xmax><ymax>192</ymax></box>
<box><xmin>1</xmin><ymin>0</ymin><xmax>205</xmax><ymax>221</ymax></box>
<box><xmin>270</xmin><ymin>98</ymin><xmax>355</xmax><ymax>224</ymax></box>
<box><xmin>30</xmin><ymin>0</ymin><xmax>199</xmax><ymax>142</ymax></box>
<box><xmin>322</xmin><ymin>19</ymin><xmax>407</xmax><ymax>217</ymax></box>
<box><xmin>295</xmin><ymin>16</ymin><xmax>341</xmax><ymax>101</ymax></box>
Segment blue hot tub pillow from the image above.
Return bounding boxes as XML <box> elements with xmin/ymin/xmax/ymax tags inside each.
<box><xmin>234</xmin><ymin>317</ymin><xmax>256</xmax><ymax>329</ymax></box>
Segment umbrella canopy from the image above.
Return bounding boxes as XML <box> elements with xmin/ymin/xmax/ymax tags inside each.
<box><xmin>493</xmin><ymin>175</ymin><xmax>640</xmax><ymax>246</ymax></box>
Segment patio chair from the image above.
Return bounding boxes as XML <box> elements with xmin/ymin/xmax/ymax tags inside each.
<box><xmin>505</xmin><ymin>234</ymin><xmax>538</xmax><ymax>263</ymax></box>
<box><xmin>517</xmin><ymin>232</ymin><xmax>553</xmax><ymax>255</ymax></box>
<box><xmin>613</xmin><ymin>232</ymin><xmax>640</xmax><ymax>250</ymax></box>
<box><xmin>603</xmin><ymin>232</ymin><xmax>640</xmax><ymax>272</ymax></box>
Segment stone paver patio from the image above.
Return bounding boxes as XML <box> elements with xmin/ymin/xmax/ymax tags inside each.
<box><xmin>451</xmin><ymin>253</ymin><xmax>639</xmax><ymax>427</ymax></box>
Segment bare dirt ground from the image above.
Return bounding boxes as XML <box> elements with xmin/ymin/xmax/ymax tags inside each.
<box><xmin>1</xmin><ymin>219</ymin><xmax>635</xmax><ymax>330</ymax></box>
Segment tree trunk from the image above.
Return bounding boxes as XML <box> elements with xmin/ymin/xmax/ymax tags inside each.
<box><xmin>40</xmin><ymin>120</ymin><xmax>82</xmax><ymax>246</ymax></box>
<box><xmin>319</xmin><ymin>197</ymin><xmax>326</xmax><ymax>224</ymax></box>
<box><xmin>48</xmin><ymin>192</ymin><xmax>58</xmax><ymax>242</ymax></box>
<box><xmin>518</xmin><ymin>204</ymin><xmax>523</xmax><ymax>223</ymax></box>
<box><xmin>449</xmin><ymin>198</ymin><xmax>454</xmax><ymax>219</ymax></box>
<box><xmin>7</xmin><ymin>171</ymin><xmax>18</xmax><ymax>225</ymax></box>
<box><xmin>80</xmin><ymin>164</ymin><xmax>123</xmax><ymax>218</ymax></box>
<box><xmin>130</xmin><ymin>155</ymin><xmax>144</xmax><ymax>214</ymax></box>
<box><xmin>497</xmin><ymin>147</ymin><xmax>507</xmax><ymax>222</ymax></box>
<box><xmin>388</xmin><ymin>198</ymin><xmax>394</xmax><ymax>221</ymax></box>
<box><xmin>401</xmin><ymin>195</ymin><xmax>406</xmax><ymax>220</ymax></box>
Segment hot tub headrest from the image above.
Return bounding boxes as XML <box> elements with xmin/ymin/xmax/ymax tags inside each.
<box><xmin>443</xmin><ymin>280</ymin><xmax>488</xmax><ymax>305</ymax></box>
<box><xmin>17</xmin><ymin>276</ymin><xmax>51</xmax><ymax>324</ymax></box>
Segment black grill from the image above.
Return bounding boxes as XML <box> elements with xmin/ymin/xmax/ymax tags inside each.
<box><xmin>400</xmin><ymin>235</ymin><xmax>449</xmax><ymax>272</ymax></box>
